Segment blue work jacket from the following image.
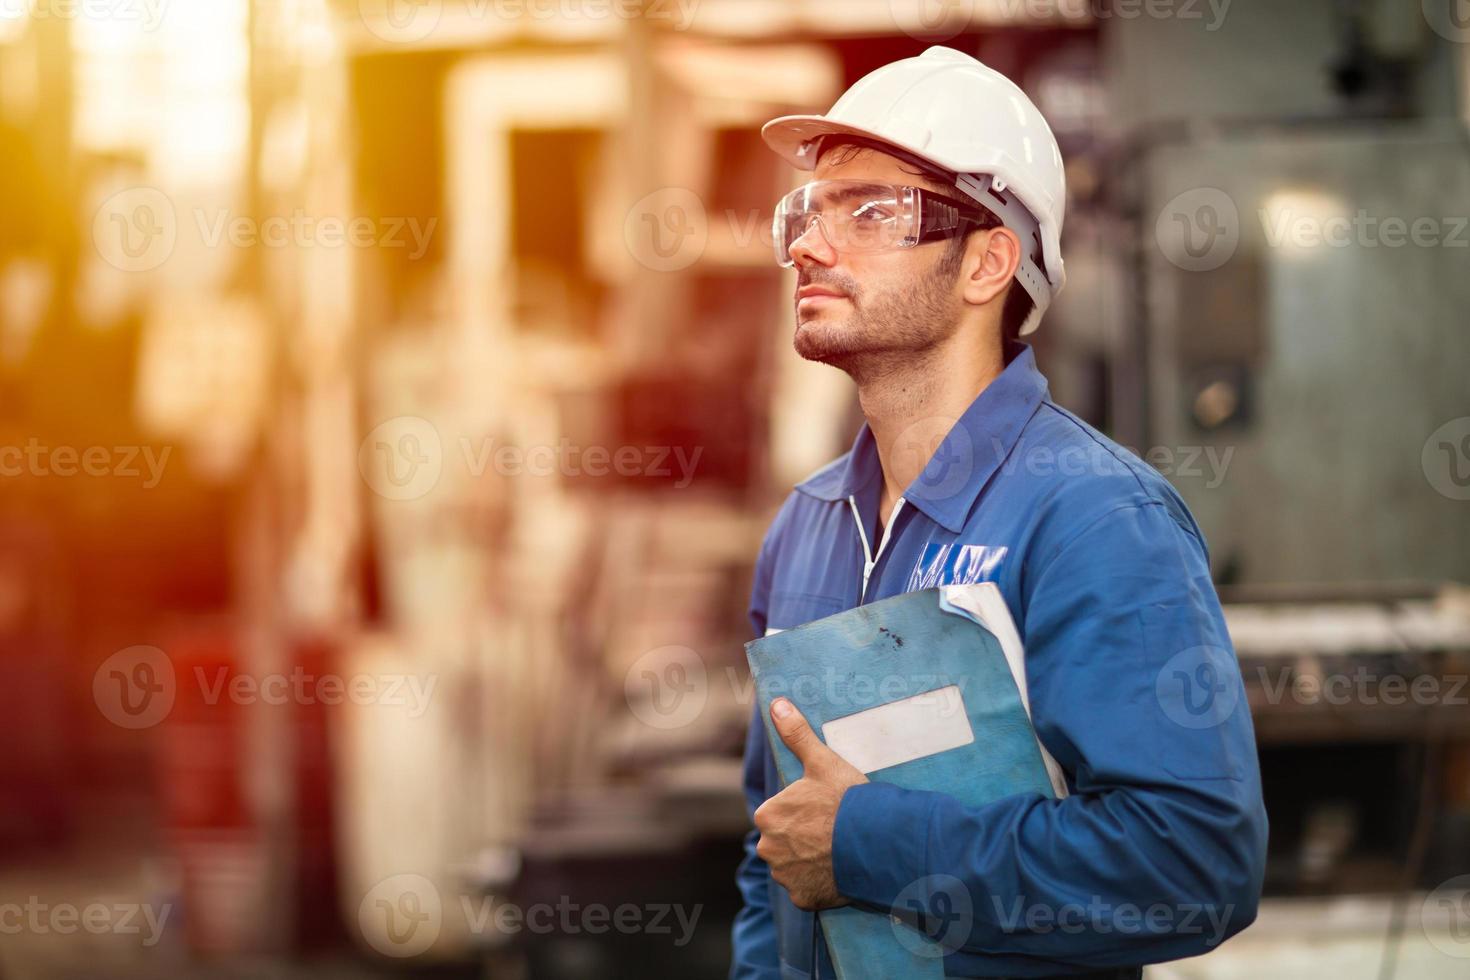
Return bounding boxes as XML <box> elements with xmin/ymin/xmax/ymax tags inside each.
<box><xmin>731</xmin><ymin>344</ymin><xmax>1267</xmax><ymax>979</ymax></box>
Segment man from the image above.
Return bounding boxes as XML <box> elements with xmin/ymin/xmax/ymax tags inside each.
<box><xmin>731</xmin><ymin>47</ymin><xmax>1267</xmax><ymax>979</ymax></box>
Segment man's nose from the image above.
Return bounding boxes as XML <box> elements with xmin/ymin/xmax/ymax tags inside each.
<box><xmin>788</xmin><ymin>215</ymin><xmax>838</xmax><ymax>268</ymax></box>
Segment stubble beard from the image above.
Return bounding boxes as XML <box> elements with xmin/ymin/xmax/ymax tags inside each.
<box><xmin>793</xmin><ymin>252</ymin><xmax>962</xmax><ymax>385</ymax></box>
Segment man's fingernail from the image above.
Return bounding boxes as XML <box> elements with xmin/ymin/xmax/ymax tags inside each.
<box><xmin>772</xmin><ymin>698</ymin><xmax>792</xmax><ymax>719</ymax></box>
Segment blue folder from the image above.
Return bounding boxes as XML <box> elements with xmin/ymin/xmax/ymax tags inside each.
<box><xmin>745</xmin><ymin>585</ymin><xmax>1065</xmax><ymax>979</ymax></box>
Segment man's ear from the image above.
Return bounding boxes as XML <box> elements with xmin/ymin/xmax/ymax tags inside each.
<box><xmin>960</xmin><ymin>226</ymin><xmax>1021</xmax><ymax>308</ymax></box>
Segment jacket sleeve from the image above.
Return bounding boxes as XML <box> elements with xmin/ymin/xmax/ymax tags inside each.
<box><xmin>828</xmin><ymin>500</ymin><xmax>1268</xmax><ymax>972</ymax></box>
<box><xmin>730</xmin><ymin>518</ymin><xmax>781</xmax><ymax>979</ymax></box>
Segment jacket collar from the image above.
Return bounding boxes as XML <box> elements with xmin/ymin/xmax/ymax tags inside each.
<box><xmin>794</xmin><ymin>343</ymin><xmax>1049</xmax><ymax>533</ymax></box>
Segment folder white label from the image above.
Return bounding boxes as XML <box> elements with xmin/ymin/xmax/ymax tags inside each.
<box><xmin>821</xmin><ymin>684</ymin><xmax>974</xmax><ymax>775</ymax></box>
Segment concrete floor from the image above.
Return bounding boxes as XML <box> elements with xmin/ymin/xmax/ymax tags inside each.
<box><xmin>3</xmin><ymin>842</ymin><xmax>1467</xmax><ymax>979</ymax></box>
<box><xmin>1145</xmin><ymin>893</ymin><xmax>1469</xmax><ymax>980</ymax></box>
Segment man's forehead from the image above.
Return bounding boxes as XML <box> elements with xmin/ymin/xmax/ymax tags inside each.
<box><xmin>812</xmin><ymin>144</ymin><xmax>952</xmax><ymax>195</ymax></box>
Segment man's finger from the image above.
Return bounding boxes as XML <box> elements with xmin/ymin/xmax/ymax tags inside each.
<box><xmin>771</xmin><ymin>697</ymin><xmax>832</xmax><ymax>769</ymax></box>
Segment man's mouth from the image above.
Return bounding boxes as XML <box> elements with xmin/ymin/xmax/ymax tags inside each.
<box><xmin>796</xmin><ymin>284</ymin><xmax>849</xmax><ymax>314</ymax></box>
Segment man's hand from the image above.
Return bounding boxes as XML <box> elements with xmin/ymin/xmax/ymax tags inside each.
<box><xmin>754</xmin><ymin>697</ymin><xmax>869</xmax><ymax>911</ymax></box>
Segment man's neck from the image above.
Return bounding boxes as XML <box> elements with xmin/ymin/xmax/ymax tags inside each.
<box><xmin>858</xmin><ymin>333</ymin><xmax>1007</xmax><ymax>529</ymax></box>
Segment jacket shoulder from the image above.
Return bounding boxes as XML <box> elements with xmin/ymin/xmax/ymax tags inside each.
<box><xmin>1020</xmin><ymin>401</ymin><xmax>1204</xmax><ymax>542</ymax></box>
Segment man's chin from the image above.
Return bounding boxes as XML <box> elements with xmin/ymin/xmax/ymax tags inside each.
<box><xmin>793</xmin><ymin>318</ymin><xmax>859</xmax><ymax>367</ymax></box>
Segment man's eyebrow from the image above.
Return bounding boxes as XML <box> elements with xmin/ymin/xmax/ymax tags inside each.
<box><xmin>894</xmin><ymin>161</ymin><xmax>949</xmax><ymax>191</ymax></box>
<box><xmin>832</xmin><ymin>181</ymin><xmax>894</xmax><ymax>196</ymax></box>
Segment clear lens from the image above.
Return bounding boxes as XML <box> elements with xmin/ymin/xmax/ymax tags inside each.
<box><xmin>772</xmin><ymin>180</ymin><xmax>919</xmax><ymax>267</ymax></box>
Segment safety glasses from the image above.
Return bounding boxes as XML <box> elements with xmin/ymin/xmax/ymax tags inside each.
<box><xmin>772</xmin><ymin>179</ymin><xmax>1000</xmax><ymax>268</ymax></box>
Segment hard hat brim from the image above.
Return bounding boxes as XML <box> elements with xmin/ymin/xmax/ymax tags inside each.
<box><xmin>760</xmin><ymin>114</ymin><xmax>916</xmax><ymax>172</ymax></box>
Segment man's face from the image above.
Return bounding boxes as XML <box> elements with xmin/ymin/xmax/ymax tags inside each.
<box><xmin>787</xmin><ymin>147</ymin><xmax>969</xmax><ymax>377</ymax></box>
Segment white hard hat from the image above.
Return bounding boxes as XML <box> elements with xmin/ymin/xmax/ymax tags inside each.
<box><xmin>762</xmin><ymin>45</ymin><xmax>1066</xmax><ymax>335</ymax></box>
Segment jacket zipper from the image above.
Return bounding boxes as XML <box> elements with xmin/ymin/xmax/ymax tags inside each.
<box><xmin>809</xmin><ymin>495</ymin><xmax>907</xmax><ymax>977</ymax></box>
<box><xmin>848</xmin><ymin>494</ymin><xmax>905</xmax><ymax>604</ymax></box>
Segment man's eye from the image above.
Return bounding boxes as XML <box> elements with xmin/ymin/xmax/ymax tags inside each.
<box><xmin>850</xmin><ymin>203</ymin><xmax>894</xmax><ymax>222</ymax></box>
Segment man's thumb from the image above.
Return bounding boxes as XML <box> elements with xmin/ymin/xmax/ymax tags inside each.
<box><xmin>772</xmin><ymin>698</ymin><xmax>827</xmax><ymax>766</ymax></box>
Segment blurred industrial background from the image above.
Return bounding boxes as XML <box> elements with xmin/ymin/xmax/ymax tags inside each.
<box><xmin>1</xmin><ymin>0</ymin><xmax>1469</xmax><ymax>977</ymax></box>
